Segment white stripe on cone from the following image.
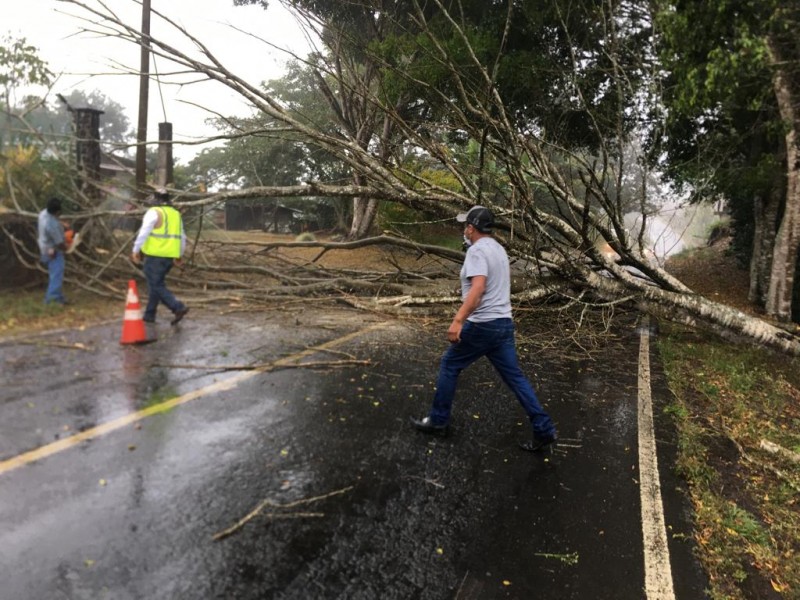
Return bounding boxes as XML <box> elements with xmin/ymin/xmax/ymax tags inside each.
<box><xmin>126</xmin><ymin>287</ymin><xmax>140</xmax><ymax>305</ymax></box>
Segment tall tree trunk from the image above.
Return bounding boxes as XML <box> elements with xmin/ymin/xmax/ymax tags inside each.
<box><xmin>355</xmin><ymin>198</ymin><xmax>379</xmax><ymax>238</ymax></box>
<box><xmin>347</xmin><ymin>115</ymin><xmax>395</xmax><ymax>240</ymax></box>
<box><xmin>749</xmin><ymin>184</ymin><xmax>781</xmax><ymax>306</ymax></box>
<box><xmin>348</xmin><ymin>172</ymin><xmax>372</xmax><ymax>240</ymax></box>
<box><xmin>765</xmin><ymin>36</ymin><xmax>800</xmax><ymax>322</ymax></box>
<box><xmin>348</xmin><ymin>196</ymin><xmax>380</xmax><ymax>239</ymax></box>
<box><xmin>749</xmin><ymin>194</ymin><xmax>765</xmax><ymax>304</ymax></box>
<box><xmin>348</xmin><ymin>195</ymin><xmax>367</xmax><ymax>239</ymax></box>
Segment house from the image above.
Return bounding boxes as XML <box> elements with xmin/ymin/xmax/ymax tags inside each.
<box><xmin>225</xmin><ymin>201</ymin><xmax>317</xmax><ymax>233</ymax></box>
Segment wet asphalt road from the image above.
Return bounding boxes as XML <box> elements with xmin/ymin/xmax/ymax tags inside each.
<box><xmin>0</xmin><ymin>307</ymin><xmax>707</xmax><ymax>599</ymax></box>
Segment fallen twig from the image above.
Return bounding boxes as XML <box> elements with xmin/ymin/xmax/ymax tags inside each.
<box><xmin>404</xmin><ymin>475</ymin><xmax>445</xmax><ymax>489</ymax></box>
<box><xmin>212</xmin><ymin>485</ymin><xmax>354</xmax><ymax>541</ymax></box>
<box><xmin>454</xmin><ymin>570</ymin><xmax>470</xmax><ymax>600</ymax></box>
<box><xmin>160</xmin><ymin>359</ymin><xmax>371</xmax><ymax>371</ymax></box>
<box><xmin>723</xmin><ymin>425</ymin><xmax>800</xmax><ymax>493</ymax></box>
<box><xmin>759</xmin><ymin>439</ymin><xmax>800</xmax><ymax>464</ymax></box>
<box><xmin>11</xmin><ymin>340</ymin><xmax>92</xmax><ymax>351</ymax></box>
<box><xmin>303</xmin><ymin>345</ymin><xmax>357</xmax><ymax>360</ymax></box>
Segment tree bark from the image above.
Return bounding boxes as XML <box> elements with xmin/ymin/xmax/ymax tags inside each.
<box><xmin>749</xmin><ymin>194</ymin><xmax>765</xmax><ymax>304</ymax></box>
<box><xmin>347</xmin><ymin>114</ymin><xmax>397</xmax><ymax>240</ymax></box>
<box><xmin>765</xmin><ymin>35</ymin><xmax>800</xmax><ymax>322</ymax></box>
<box><xmin>749</xmin><ymin>184</ymin><xmax>780</xmax><ymax>306</ymax></box>
<box><xmin>347</xmin><ymin>189</ymin><xmax>379</xmax><ymax>240</ymax></box>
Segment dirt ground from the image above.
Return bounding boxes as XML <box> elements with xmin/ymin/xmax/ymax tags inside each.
<box><xmin>0</xmin><ymin>231</ymin><xmax>457</xmax><ymax>338</ymax></box>
<box><xmin>665</xmin><ymin>238</ymin><xmax>755</xmax><ymax>315</ymax></box>
<box><xmin>198</xmin><ymin>230</ymin><xmax>456</xmax><ymax>271</ymax></box>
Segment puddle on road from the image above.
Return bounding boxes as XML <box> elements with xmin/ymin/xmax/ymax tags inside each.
<box><xmin>0</xmin><ymin>310</ymin><xmax>361</xmax><ymax>461</ymax></box>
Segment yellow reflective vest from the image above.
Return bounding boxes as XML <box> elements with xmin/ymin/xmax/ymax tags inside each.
<box><xmin>142</xmin><ymin>206</ymin><xmax>182</xmax><ymax>258</ymax></box>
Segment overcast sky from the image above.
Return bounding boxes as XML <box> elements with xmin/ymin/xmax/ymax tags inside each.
<box><xmin>4</xmin><ymin>0</ymin><xmax>311</xmax><ymax>161</ymax></box>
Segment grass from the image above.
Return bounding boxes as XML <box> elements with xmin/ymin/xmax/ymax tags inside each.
<box><xmin>658</xmin><ymin>327</ymin><xmax>800</xmax><ymax>599</ymax></box>
<box><xmin>0</xmin><ymin>288</ymin><xmax>120</xmax><ymax>337</ymax></box>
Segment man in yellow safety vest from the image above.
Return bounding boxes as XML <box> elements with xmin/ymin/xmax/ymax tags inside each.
<box><xmin>131</xmin><ymin>188</ymin><xmax>189</xmax><ymax>325</ymax></box>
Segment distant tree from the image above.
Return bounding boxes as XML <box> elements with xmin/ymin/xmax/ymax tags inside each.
<box><xmin>0</xmin><ymin>34</ymin><xmax>52</xmax><ymax>151</ymax></box>
<box><xmin>0</xmin><ymin>34</ymin><xmax>52</xmax><ymax>112</ymax></box>
<box><xmin>185</xmin><ymin>59</ymin><xmax>353</xmax><ymax>230</ymax></box>
<box><xmin>59</xmin><ymin>89</ymin><xmax>133</xmax><ymax>149</ymax></box>
<box><xmin>1</xmin><ymin>88</ymin><xmax>133</xmax><ymax>156</ymax></box>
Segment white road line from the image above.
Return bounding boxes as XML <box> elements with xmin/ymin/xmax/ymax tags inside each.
<box><xmin>638</xmin><ymin>317</ymin><xmax>676</xmax><ymax>600</ymax></box>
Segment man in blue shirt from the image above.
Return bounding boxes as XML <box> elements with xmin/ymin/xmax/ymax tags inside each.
<box><xmin>410</xmin><ymin>206</ymin><xmax>557</xmax><ymax>452</ymax></box>
<box><xmin>37</xmin><ymin>197</ymin><xmax>68</xmax><ymax>305</ymax></box>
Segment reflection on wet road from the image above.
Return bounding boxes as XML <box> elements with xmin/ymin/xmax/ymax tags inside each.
<box><xmin>0</xmin><ymin>309</ymin><xmax>706</xmax><ymax>599</ymax></box>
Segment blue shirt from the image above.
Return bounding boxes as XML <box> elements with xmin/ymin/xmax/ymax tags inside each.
<box><xmin>37</xmin><ymin>209</ymin><xmax>65</xmax><ymax>261</ymax></box>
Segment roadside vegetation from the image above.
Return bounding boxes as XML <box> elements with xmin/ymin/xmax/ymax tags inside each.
<box><xmin>0</xmin><ymin>288</ymin><xmax>118</xmax><ymax>336</ymax></box>
<box><xmin>662</xmin><ymin>245</ymin><xmax>800</xmax><ymax>599</ymax></box>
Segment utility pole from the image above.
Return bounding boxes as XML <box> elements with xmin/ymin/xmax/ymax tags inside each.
<box><xmin>135</xmin><ymin>0</ymin><xmax>151</xmax><ymax>196</ymax></box>
<box><xmin>74</xmin><ymin>108</ymin><xmax>104</xmax><ymax>202</ymax></box>
<box><xmin>156</xmin><ymin>122</ymin><xmax>173</xmax><ymax>186</ymax></box>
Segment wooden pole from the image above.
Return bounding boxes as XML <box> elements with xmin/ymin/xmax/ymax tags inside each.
<box><xmin>74</xmin><ymin>108</ymin><xmax>104</xmax><ymax>202</ymax></box>
<box><xmin>156</xmin><ymin>122</ymin><xmax>173</xmax><ymax>186</ymax></box>
<box><xmin>135</xmin><ymin>0</ymin><xmax>151</xmax><ymax>196</ymax></box>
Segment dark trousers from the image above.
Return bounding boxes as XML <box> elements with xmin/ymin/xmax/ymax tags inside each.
<box><xmin>142</xmin><ymin>256</ymin><xmax>185</xmax><ymax>321</ymax></box>
<box><xmin>43</xmin><ymin>252</ymin><xmax>66</xmax><ymax>304</ymax></box>
<box><xmin>429</xmin><ymin>318</ymin><xmax>556</xmax><ymax>438</ymax></box>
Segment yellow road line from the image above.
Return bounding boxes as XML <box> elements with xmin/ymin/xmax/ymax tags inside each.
<box><xmin>0</xmin><ymin>322</ymin><xmax>389</xmax><ymax>477</ymax></box>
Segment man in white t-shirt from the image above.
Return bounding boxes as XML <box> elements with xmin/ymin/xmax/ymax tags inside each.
<box><xmin>410</xmin><ymin>206</ymin><xmax>557</xmax><ymax>452</ymax></box>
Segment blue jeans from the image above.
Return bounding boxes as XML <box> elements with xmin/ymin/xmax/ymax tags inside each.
<box><xmin>429</xmin><ymin>318</ymin><xmax>556</xmax><ymax>438</ymax></box>
<box><xmin>43</xmin><ymin>251</ymin><xmax>66</xmax><ymax>304</ymax></box>
<box><xmin>142</xmin><ymin>256</ymin><xmax>185</xmax><ymax>321</ymax></box>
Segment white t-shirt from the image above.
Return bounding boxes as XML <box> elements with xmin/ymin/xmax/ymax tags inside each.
<box><xmin>461</xmin><ymin>236</ymin><xmax>512</xmax><ymax>322</ymax></box>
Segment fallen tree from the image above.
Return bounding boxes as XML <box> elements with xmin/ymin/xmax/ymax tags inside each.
<box><xmin>12</xmin><ymin>0</ymin><xmax>799</xmax><ymax>354</ymax></box>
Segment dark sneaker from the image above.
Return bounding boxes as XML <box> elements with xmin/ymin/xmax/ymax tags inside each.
<box><xmin>170</xmin><ymin>307</ymin><xmax>189</xmax><ymax>326</ymax></box>
<box><xmin>409</xmin><ymin>416</ymin><xmax>449</xmax><ymax>437</ymax></box>
<box><xmin>519</xmin><ymin>433</ymin><xmax>557</xmax><ymax>453</ymax></box>
<box><xmin>143</xmin><ymin>316</ymin><xmax>156</xmax><ymax>323</ymax></box>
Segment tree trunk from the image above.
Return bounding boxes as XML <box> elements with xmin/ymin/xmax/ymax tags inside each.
<box><xmin>347</xmin><ymin>115</ymin><xmax>395</xmax><ymax>240</ymax></box>
<box><xmin>581</xmin><ymin>264</ymin><xmax>800</xmax><ymax>355</ymax></box>
<box><xmin>348</xmin><ymin>196</ymin><xmax>380</xmax><ymax>240</ymax></box>
<box><xmin>348</xmin><ymin>196</ymin><xmax>367</xmax><ymax>239</ymax></box>
<box><xmin>356</xmin><ymin>198</ymin><xmax>379</xmax><ymax>238</ymax></box>
<box><xmin>765</xmin><ymin>36</ymin><xmax>800</xmax><ymax>322</ymax></box>
<box><xmin>334</xmin><ymin>202</ymin><xmax>349</xmax><ymax>232</ymax></box>
<box><xmin>347</xmin><ymin>171</ymin><xmax>374</xmax><ymax>239</ymax></box>
<box><xmin>749</xmin><ymin>185</ymin><xmax>780</xmax><ymax>306</ymax></box>
<box><xmin>749</xmin><ymin>195</ymin><xmax>766</xmax><ymax>304</ymax></box>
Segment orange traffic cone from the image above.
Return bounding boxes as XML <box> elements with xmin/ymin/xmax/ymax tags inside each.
<box><xmin>120</xmin><ymin>279</ymin><xmax>152</xmax><ymax>345</ymax></box>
